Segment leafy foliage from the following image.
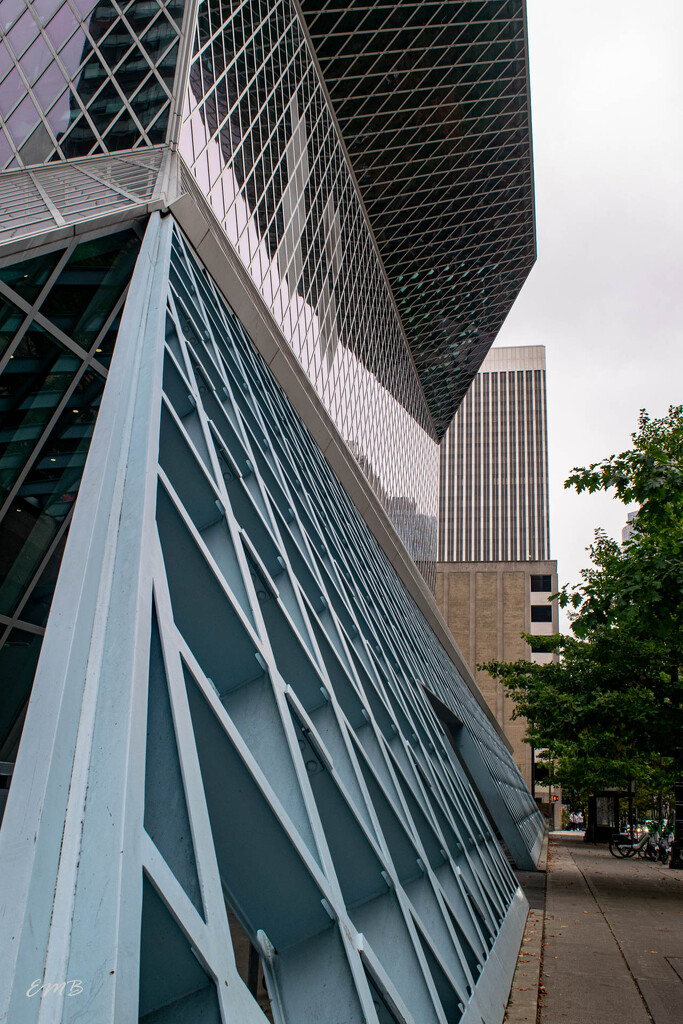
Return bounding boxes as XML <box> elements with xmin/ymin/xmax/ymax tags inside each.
<box><xmin>481</xmin><ymin>406</ymin><xmax>683</xmax><ymax>798</ymax></box>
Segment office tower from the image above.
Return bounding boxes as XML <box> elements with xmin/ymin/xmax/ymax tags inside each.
<box><xmin>0</xmin><ymin>3</ymin><xmax>543</xmax><ymax>1022</ymax></box>
<box><xmin>439</xmin><ymin>346</ymin><xmax>550</xmax><ymax>564</ymax></box>
<box><xmin>437</xmin><ymin>346</ymin><xmax>559</xmax><ymax>812</ymax></box>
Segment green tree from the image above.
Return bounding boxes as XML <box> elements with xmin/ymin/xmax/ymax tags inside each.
<box><xmin>482</xmin><ymin>406</ymin><xmax>683</xmax><ymax>800</ymax></box>
<box><xmin>564</xmin><ymin>406</ymin><xmax>683</xmax><ymax>663</ymax></box>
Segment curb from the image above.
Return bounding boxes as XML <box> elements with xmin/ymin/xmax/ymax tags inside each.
<box><xmin>536</xmin><ymin>827</ymin><xmax>550</xmax><ymax>873</ymax></box>
<box><xmin>504</xmin><ymin>829</ymin><xmax>550</xmax><ymax>1023</ymax></box>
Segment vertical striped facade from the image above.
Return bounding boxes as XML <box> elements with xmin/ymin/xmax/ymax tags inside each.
<box><xmin>439</xmin><ymin>346</ymin><xmax>550</xmax><ymax>563</ymax></box>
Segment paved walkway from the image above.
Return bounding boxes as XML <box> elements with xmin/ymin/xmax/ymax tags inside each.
<box><xmin>509</xmin><ymin>832</ymin><xmax>683</xmax><ymax>1024</ymax></box>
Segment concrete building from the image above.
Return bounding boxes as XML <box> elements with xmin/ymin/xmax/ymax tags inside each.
<box><xmin>0</xmin><ymin>3</ymin><xmax>544</xmax><ymax>1022</ymax></box>
<box><xmin>436</xmin><ymin>561</ymin><xmax>559</xmax><ymax>785</ymax></box>
<box><xmin>437</xmin><ymin>346</ymin><xmax>561</xmax><ymax>824</ymax></box>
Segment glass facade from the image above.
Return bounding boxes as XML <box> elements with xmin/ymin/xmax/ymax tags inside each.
<box><xmin>0</xmin><ymin>0</ymin><xmax>185</xmax><ymax>168</ymax></box>
<box><xmin>179</xmin><ymin>0</ymin><xmax>439</xmax><ymax>573</ymax></box>
<box><xmin>0</xmin><ymin>1</ymin><xmax>543</xmax><ymax>1015</ymax></box>
<box><xmin>299</xmin><ymin>1</ymin><xmax>536</xmax><ymax>438</ymax></box>
<box><xmin>0</xmin><ymin>0</ymin><xmax>538</xmax><ymax>582</ymax></box>
<box><xmin>0</xmin><ymin>223</ymin><xmax>142</xmax><ymax>755</ymax></box>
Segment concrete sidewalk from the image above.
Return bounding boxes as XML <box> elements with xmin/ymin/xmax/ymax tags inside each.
<box><xmin>507</xmin><ymin>832</ymin><xmax>683</xmax><ymax>1024</ymax></box>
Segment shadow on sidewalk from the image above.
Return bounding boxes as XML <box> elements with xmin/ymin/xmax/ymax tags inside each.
<box><xmin>508</xmin><ymin>831</ymin><xmax>683</xmax><ymax>1024</ymax></box>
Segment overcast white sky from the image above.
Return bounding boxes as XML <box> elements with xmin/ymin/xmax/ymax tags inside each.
<box><xmin>493</xmin><ymin>0</ymin><xmax>683</xmax><ymax>625</ymax></box>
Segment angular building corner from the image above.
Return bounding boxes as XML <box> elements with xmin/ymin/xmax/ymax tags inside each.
<box><xmin>0</xmin><ymin>2</ymin><xmax>544</xmax><ymax>1022</ymax></box>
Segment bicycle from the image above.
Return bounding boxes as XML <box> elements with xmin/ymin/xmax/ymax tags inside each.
<box><xmin>608</xmin><ymin>832</ymin><xmax>652</xmax><ymax>858</ymax></box>
<box><xmin>639</xmin><ymin>832</ymin><xmax>659</xmax><ymax>861</ymax></box>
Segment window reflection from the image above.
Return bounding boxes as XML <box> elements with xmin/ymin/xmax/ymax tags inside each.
<box><xmin>180</xmin><ymin>3</ymin><xmax>439</xmax><ymax>578</ymax></box>
<box><xmin>0</xmin><ymin>629</ymin><xmax>43</xmax><ymax>760</ymax></box>
<box><xmin>18</xmin><ymin>530</ymin><xmax>67</xmax><ymax>627</ymax></box>
<box><xmin>0</xmin><ymin>381</ymin><xmax>103</xmax><ymax>616</ymax></box>
<box><xmin>0</xmin><ymin>248</ymin><xmax>61</xmax><ymax>303</ymax></box>
<box><xmin>0</xmin><ymin>0</ymin><xmax>185</xmax><ymax>167</ymax></box>
<box><xmin>0</xmin><ymin>324</ymin><xmax>82</xmax><ymax>503</ymax></box>
<box><xmin>0</xmin><ymin>227</ymin><xmax>140</xmax><ymax>619</ymax></box>
<box><xmin>0</xmin><ymin>295</ymin><xmax>26</xmax><ymax>360</ymax></box>
<box><xmin>39</xmin><ymin>229</ymin><xmax>141</xmax><ymax>348</ymax></box>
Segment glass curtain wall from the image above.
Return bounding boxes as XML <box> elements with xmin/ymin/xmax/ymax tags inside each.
<box><xmin>298</xmin><ymin>1</ymin><xmax>536</xmax><ymax>437</ymax></box>
<box><xmin>179</xmin><ymin>0</ymin><xmax>439</xmax><ymax>578</ymax></box>
<box><xmin>0</xmin><ymin>223</ymin><xmax>142</xmax><ymax>758</ymax></box>
<box><xmin>0</xmin><ymin>0</ymin><xmax>185</xmax><ymax>168</ymax></box>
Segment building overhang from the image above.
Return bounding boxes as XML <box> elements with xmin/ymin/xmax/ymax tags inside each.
<box><xmin>297</xmin><ymin>0</ymin><xmax>537</xmax><ymax>438</ymax></box>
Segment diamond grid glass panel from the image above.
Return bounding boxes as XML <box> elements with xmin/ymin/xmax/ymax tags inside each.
<box><xmin>179</xmin><ymin>0</ymin><xmax>440</xmax><ymax>575</ymax></box>
<box><xmin>298</xmin><ymin>0</ymin><xmax>536</xmax><ymax>438</ymax></box>
<box><xmin>0</xmin><ymin>0</ymin><xmax>185</xmax><ymax>168</ymax></box>
<box><xmin>0</xmin><ymin>223</ymin><xmax>142</xmax><ymax>753</ymax></box>
<box><xmin>0</xmin><ymin>214</ymin><xmax>542</xmax><ymax>1023</ymax></box>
